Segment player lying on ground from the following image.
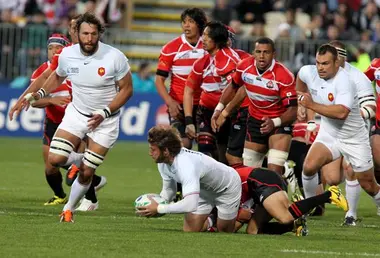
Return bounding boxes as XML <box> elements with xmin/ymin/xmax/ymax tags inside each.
<box><xmin>136</xmin><ymin>126</ymin><xmax>242</xmax><ymax>233</ymax></box>
<box><xmin>231</xmin><ymin>165</ymin><xmax>348</xmax><ymax>236</ymax></box>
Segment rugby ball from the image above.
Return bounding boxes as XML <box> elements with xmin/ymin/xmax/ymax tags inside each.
<box><xmin>134</xmin><ymin>193</ymin><xmax>168</xmax><ymax>217</ymax></box>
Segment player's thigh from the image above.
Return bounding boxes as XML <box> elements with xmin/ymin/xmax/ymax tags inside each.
<box><xmin>338</xmin><ymin>135</ymin><xmax>373</xmax><ymax>173</ymax></box>
<box><xmin>81</xmin><ymin>136</ymin><xmax>110</xmax><ymax>177</ymax></box>
<box><xmin>183</xmin><ymin>213</ymin><xmax>209</xmax><ymax>232</ymax></box>
<box><xmin>245</xmin><ymin>115</ymin><xmax>269</xmax><ymax>151</ymax></box>
<box><xmin>262</xmin><ymin>191</ymin><xmax>293</xmax><ymax>224</ymax></box>
<box><xmin>303</xmin><ymin>141</ymin><xmax>335</xmax><ymax>175</ymax></box>
<box><xmin>321</xmin><ymin>157</ymin><xmax>344</xmax><ymax>186</ymax></box>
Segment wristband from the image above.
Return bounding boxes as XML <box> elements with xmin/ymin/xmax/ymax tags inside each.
<box><xmin>306</xmin><ymin>120</ymin><xmax>317</xmax><ymax>131</ymax></box>
<box><xmin>271</xmin><ymin>117</ymin><xmax>281</xmax><ymax>127</ymax></box>
<box><xmin>93</xmin><ymin>107</ymin><xmax>111</xmax><ymax>119</ymax></box>
<box><xmin>185</xmin><ymin>116</ymin><xmax>193</xmax><ymax>126</ymax></box>
<box><xmin>215</xmin><ymin>102</ymin><xmax>225</xmax><ymax>112</ymax></box>
<box><xmin>36</xmin><ymin>88</ymin><xmax>47</xmax><ymax>99</ymax></box>
<box><xmin>157</xmin><ymin>204</ymin><xmax>169</xmax><ymax>214</ymax></box>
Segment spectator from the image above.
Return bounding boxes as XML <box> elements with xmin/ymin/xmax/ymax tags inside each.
<box><xmin>211</xmin><ymin>0</ymin><xmax>235</xmax><ymax>25</ymax></box>
<box><xmin>250</xmin><ymin>17</ymin><xmax>266</xmax><ymax>37</ymax></box>
<box><xmin>371</xmin><ymin>20</ymin><xmax>380</xmax><ymax>42</ymax></box>
<box><xmin>304</xmin><ymin>14</ymin><xmax>324</xmax><ymax>39</ymax></box>
<box><xmin>323</xmin><ymin>24</ymin><xmax>339</xmax><ymax>40</ymax></box>
<box><xmin>234</xmin><ymin>0</ymin><xmax>271</xmax><ymax>24</ymax></box>
<box><xmin>277</xmin><ymin>9</ymin><xmax>303</xmax><ymax>40</ymax></box>
<box><xmin>336</xmin><ymin>2</ymin><xmax>354</xmax><ymax>28</ymax></box>
<box><xmin>355</xmin><ymin>1</ymin><xmax>380</xmax><ymax>32</ymax></box>
<box><xmin>359</xmin><ymin>30</ymin><xmax>374</xmax><ymax>53</ymax></box>
<box><xmin>132</xmin><ymin>62</ymin><xmax>156</xmax><ymax>93</ymax></box>
<box><xmin>332</xmin><ymin>13</ymin><xmax>359</xmax><ymax>41</ymax></box>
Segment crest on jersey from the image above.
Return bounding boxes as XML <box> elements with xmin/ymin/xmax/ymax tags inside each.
<box><xmin>328</xmin><ymin>93</ymin><xmax>334</xmax><ymax>102</ymax></box>
<box><xmin>266</xmin><ymin>80</ymin><xmax>274</xmax><ymax>89</ymax></box>
<box><xmin>98</xmin><ymin>67</ymin><xmax>105</xmax><ymax>76</ymax></box>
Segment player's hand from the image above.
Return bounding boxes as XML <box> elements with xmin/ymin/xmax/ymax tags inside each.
<box><xmin>88</xmin><ymin>114</ymin><xmax>104</xmax><ymax>130</ymax></box>
<box><xmin>136</xmin><ymin>197</ymin><xmax>158</xmax><ymax>217</ymax></box>
<box><xmin>297</xmin><ymin>106</ymin><xmax>307</xmax><ymax>122</ymax></box>
<box><xmin>49</xmin><ymin>96</ymin><xmax>71</xmax><ymax>106</ymax></box>
<box><xmin>211</xmin><ymin>110</ymin><xmax>221</xmax><ymax>132</ymax></box>
<box><xmin>167</xmin><ymin>99</ymin><xmax>182</xmax><ymax>120</ymax></box>
<box><xmin>9</xmin><ymin>99</ymin><xmax>28</xmax><ymax>121</ymax></box>
<box><xmin>297</xmin><ymin>91</ymin><xmax>314</xmax><ymax>109</ymax></box>
<box><xmin>185</xmin><ymin>124</ymin><xmax>197</xmax><ymax>139</ymax></box>
<box><xmin>215</xmin><ymin>111</ymin><xmax>229</xmax><ymax>132</ymax></box>
<box><xmin>260</xmin><ymin>116</ymin><xmax>274</xmax><ymax>134</ymax></box>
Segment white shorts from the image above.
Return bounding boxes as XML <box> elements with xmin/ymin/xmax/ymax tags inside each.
<box><xmin>314</xmin><ymin>129</ymin><xmax>373</xmax><ymax>172</ymax></box>
<box><xmin>57</xmin><ymin>103</ymin><xmax>120</xmax><ymax>149</ymax></box>
<box><xmin>192</xmin><ymin>171</ymin><xmax>242</xmax><ymax>220</ymax></box>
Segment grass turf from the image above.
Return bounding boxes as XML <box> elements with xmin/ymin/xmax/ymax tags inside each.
<box><xmin>1</xmin><ymin>138</ymin><xmax>380</xmax><ymax>258</ymax></box>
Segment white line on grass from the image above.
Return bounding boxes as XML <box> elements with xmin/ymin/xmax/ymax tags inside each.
<box><xmin>280</xmin><ymin>249</ymin><xmax>380</xmax><ymax>257</ymax></box>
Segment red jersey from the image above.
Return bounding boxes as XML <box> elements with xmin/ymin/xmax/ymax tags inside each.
<box><xmin>49</xmin><ymin>43</ymin><xmax>73</xmax><ymax>71</ymax></box>
<box><xmin>187</xmin><ymin>47</ymin><xmax>241</xmax><ymax>110</ymax></box>
<box><xmin>292</xmin><ymin>122</ymin><xmax>320</xmax><ymax>143</ymax></box>
<box><xmin>157</xmin><ymin>34</ymin><xmax>205</xmax><ymax>105</ymax></box>
<box><xmin>364</xmin><ymin>58</ymin><xmax>380</xmax><ymax>124</ymax></box>
<box><xmin>234</xmin><ymin>49</ymin><xmax>251</xmax><ymax>108</ymax></box>
<box><xmin>233</xmin><ymin>165</ymin><xmax>254</xmax><ymax>205</ymax></box>
<box><xmin>233</xmin><ymin>57</ymin><xmax>297</xmax><ymax>119</ymax></box>
<box><xmin>31</xmin><ymin>62</ymin><xmax>72</xmax><ymax>123</ymax></box>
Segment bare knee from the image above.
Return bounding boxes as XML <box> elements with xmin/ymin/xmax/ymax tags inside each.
<box><xmin>48</xmin><ymin>154</ymin><xmax>67</xmax><ymax>168</ymax></box>
<box><xmin>276</xmin><ymin>214</ymin><xmax>294</xmax><ymax>225</ymax></box>
<box><xmin>356</xmin><ymin>170</ymin><xmax>379</xmax><ymax>196</ymax></box>
<box><xmin>302</xmin><ymin>161</ymin><xmax>318</xmax><ymax>176</ymax></box>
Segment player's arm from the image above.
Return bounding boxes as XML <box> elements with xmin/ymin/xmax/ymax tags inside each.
<box><xmin>157</xmin><ymin>163</ymin><xmax>200</xmax><ymax>214</ymax></box>
<box><xmin>31</xmin><ymin>95</ymin><xmax>70</xmax><ymax>108</ymax></box>
<box><xmin>220</xmin><ymin>86</ymin><xmax>246</xmax><ymax>117</ymax></box>
<box><xmin>296</xmin><ymin>68</ymin><xmax>316</xmax><ymax>123</ymax></box>
<box><xmin>108</xmin><ymin>72</ymin><xmax>133</xmax><ymax>113</ymax></box>
<box><xmin>160</xmin><ymin>179</ymin><xmax>177</xmax><ymax>202</ymax></box>
<box><xmin>356</xmin><ymin>73</ymin><xmax>376</xmax><ymax>119</ymax></box>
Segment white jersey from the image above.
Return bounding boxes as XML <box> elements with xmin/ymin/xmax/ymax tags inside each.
<box><xmin>56</xmin><ymin>42</ymin><xmax>130</xmax><ymax>114</ymax></box>
<box><xmin>344</xmin><ymin>62</ymin><xmax>375</xmax><ymax>106</ymax></box>
<box><xmin>298</xmin><ymin>65</ymin><xmax>366</xmax><ymax>139</ymax></box>
<box><xmin>157</xmin><ymin>148</ymin><xmax>239</xmax><ymax>197</ymax></box>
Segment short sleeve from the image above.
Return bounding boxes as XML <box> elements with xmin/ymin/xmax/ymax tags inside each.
<box><xmin>297</xmin><ymin>65</ymin><xmax>309</xmax><ymax>84</ymax></box>
<box><xmin>55</xmin><ymin>50</ymin><xmax>67</xmax><ymax>77</ymax></box>
<box><xmin>335</xmin><ymin>71</ymin><xmax>354</xmax><ymax>110</ymax></box>
<box><xmin>114</xmin><ymin>52</ymin><xmax>130</xmax><ymax>81</ymax></box>
<box><xmin>355</xmin><ymin>70</ymin><xmax>374</xmax><ymax>99</ymax></box>
<box><xmin>186</xmin><ymin>58</ymin><xmax>204</xmax><ymax>90</ymax></box>
<box><xmin>157</xmin><ymin>45</ymin><xmax>175</xmax><ymax>72</ymax></box>
<box><xmin>232</xmin><ymin>60</ymin><xmax>245</xmax><ymax>87</ymax></box>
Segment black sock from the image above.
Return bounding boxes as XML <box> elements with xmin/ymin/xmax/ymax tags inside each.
<box><xmin>84</xmin><ymin>180</ymin><xmax>98</xmax><ymax>203</ymax></box>
<box><xmin>177</xmin><ymin>183</ymin><xmax>182</xmax><ymax>193</ymax></box>
<box><xmin>288</xmin><ymin>191</ymin><xmax>331</xmax><ymax>219</ymax></box>
<box><xmin>259</xmin><ymin>222</ymin><xmax>294</xmax><ymax>235</ymax></box>
<box><xmin>46</xmin><ymin>172</ymin><xmax>65</xmax><ymax>198</ymax></box>
<box><xmin>93</xmin><ymin>174</ymin><xmax>101</xmax><ymax>187</ymax></box>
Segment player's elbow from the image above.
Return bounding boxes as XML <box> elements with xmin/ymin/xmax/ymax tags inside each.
<box><xmin>337</xmin><ymin>107</ymin><xmax>350</xmax><ymax>120</ymax></box>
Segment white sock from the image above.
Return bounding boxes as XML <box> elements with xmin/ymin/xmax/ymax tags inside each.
<box><xmin>373</xmin><ymin>189</ymin><xmax>380</xmax><ymax>207</ymax></box>
<box><xmin>345</xmin><ymin>179</ymin><xmax>361</xmax><ymax>219</ymax></box>
<box><xmin>63</xmin><ymin>152</ymin><xmax>83</xmax><ymax>167</ymax></box>
<box><xmin>302</xmin><ymin>172</ymin><xmax>319</xmax><ymax>198</ymax></box>
<box><xmin>63</xmin><ymin>178</ymin><xmax>91</xmax><ymax>211</ymax></box>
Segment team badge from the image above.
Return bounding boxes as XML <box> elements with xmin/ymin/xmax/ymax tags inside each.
<box><xmin>328</xmin><ymin>93</ymin><xmax>334</xmax><ymax>102</ymax></box>
<box><xmin>98</xmin><ymin>67</ymin><xmax>105</xmax><ymax>76</ymax></box>
<box><xmin>266</xmin><ymin>80</ymin><xmax>274</xmax><ymax>89</ymax></box>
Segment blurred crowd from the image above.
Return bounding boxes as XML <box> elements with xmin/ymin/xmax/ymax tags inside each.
<box><xmin>213</xmin><ymin>0</ymin><xmax>380</xmax><ymax>51</ymax></box>
<box><xmin>0</xmin><ymin>0</ymin><xmax>125</xmax><ymax>30</ymax></box>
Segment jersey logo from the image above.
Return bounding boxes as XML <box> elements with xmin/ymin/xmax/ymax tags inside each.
<box><xmin>98</xmin><ymin>67</ymin><xmax>105</xmax><ymax>76</ymax></box>
<box><xmin>266</xmin><ymin>80</ymin><xmax>274</xmax><ymax>89</ymax></box>
<box><xmin>328</xmin><ymin>93</ymin><xmax>334</xmax><ymax>102</ymax></box>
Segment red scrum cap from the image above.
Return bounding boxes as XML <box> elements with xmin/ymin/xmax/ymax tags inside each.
<box><xmin>47</xmin><ymin>33</ymin><xmax>70</xmax><ymax>47</ymax></box>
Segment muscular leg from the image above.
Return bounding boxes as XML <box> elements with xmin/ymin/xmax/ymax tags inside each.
<box><xmin>343</xmin><ymin>160</ymin><xmax>361</xmax><ymax>220</ymax></box>
<box><xmin>48</xmin><ymin>129</ymin><xmax>82</xmax><ymax>167</ymax></box>
<box><xmin>268</xmin><ymin>134</ymin><xmax>292</xmax><ymax>175</ymax></box>
<box><xmin>43</xmin><ymin>144</ymin><xmax>65</xmax><ymax>199</ymax></box>
<box><xmin>183</xmin><ymin>213</ymin><xmax>209</xmax><ymax>232</ymax></box>
<box><xmin>321</xmin><ymin>158</ymin><xmax>344</xmax><ymax>186</ymax></box>
<box><xmin>243</xmin><ymin>141</ymin><xmax>267</xmax><ymax>167</ymax></box>
<box><xmin>355</xmin><ymin>168</ymin><xmax>380</xmax><ymax>207</ymax></box>
<box><xmin>302</xmin><ymin>142</ymin><xmax>333</xmax><ymax>198</ymax></box>
<box><xmin>63</xmin><ymin>137</ymin><xmax>109</xmax><ymax>212</ymax></box>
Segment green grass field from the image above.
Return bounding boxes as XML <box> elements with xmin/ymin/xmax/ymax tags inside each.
<box><xmin>1</xmin><ymin>138</ymin><xmax>380</xmax><ymax>258</ymax></box>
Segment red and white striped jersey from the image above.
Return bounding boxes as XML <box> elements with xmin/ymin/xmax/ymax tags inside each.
<box><xmin>50</xmin><ymin>43</ymin><xmax>73</xmax><ymax>71</ymax></box>
<box><xmin>31</xmin><ymin>62</ymin><xmax>72</xmax><ymax>124</ymax></box>
<box><xmin>157</xmin><ymin>34</ymin><xmax>205</xmax><ymax>105</ymax></box>
<box><xmin>233</xmin><ymin>57</ymin><xmax>296</xmax><ymax>119</ymax></box>
<box><xmin>292</xmin><ymin>122</ymin><xmax>320</xmax><ymax>144</ymax></box>
<box><xmin>186</xmin><ymin>47</ymin><xmax>241</xmax><ymax>110</ymax></box>
<box><xmin>234</xmin><ymin>49</ymin><xmax>252</xmax><ymax>108</ymax></box>
<box><xmin>364</xmin><ymin>58</ymin><xmax>380</xmax><ymax>124</ymax></box>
